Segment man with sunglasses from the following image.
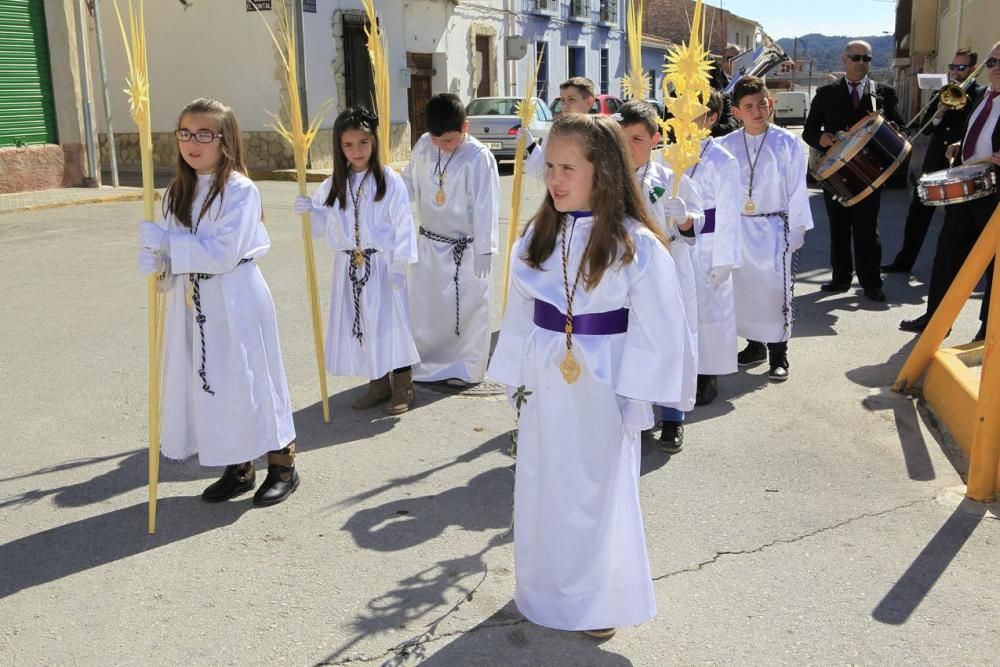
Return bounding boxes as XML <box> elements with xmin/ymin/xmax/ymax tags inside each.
<box><xmin>884</xmin><ymin>49</ymin><xmax>981</xmax><ymax>276</ymax></box>
<box><xmin>804</xmin><ymin>40</ymin><xmax>903</xmax><ymax>303</ymax></box>
<box><xmin>900</xmin><ymin>42</ymin><xmax>1000</xmax><ymax>342</ymax></box>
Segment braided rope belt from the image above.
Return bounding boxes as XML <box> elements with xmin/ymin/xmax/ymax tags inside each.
<box><xmin>187</xmin><ymin>257</ymin><xmax>254</xmax><ymax>395</ymax></box>
<box><xmin>745</xmin><ymin>211</ymin><xmax>796</xmax><ymax>335</ymax></box>
<box><xmin>343</xmin><ymin>248</ymin><xmax>379</xmax><ymax>345</ymax></box>
<box><xmin>419</xmin><ymin>226</ymin><xmax>473</xmax><ymax>336</ymax></box>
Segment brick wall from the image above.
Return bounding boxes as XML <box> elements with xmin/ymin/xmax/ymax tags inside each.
<box><xmin>645</xmin><ymin>0</ymin><xmax>729</xmax><ymax>56</ymax></box>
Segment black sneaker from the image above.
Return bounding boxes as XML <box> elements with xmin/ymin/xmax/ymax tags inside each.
<box><xmin>202</xmin><ymin>463</ymin><xmax>255</xmax><ymax>503</ymax></box>
<box><xmin>738</xmin><ymin>341</ymin><xmax>767</xmax><ymax>366</ymax></box>
<box><xmin>695</xmin><ymin>374</ymin><xmax>719</xmax><ymax>406</ymax></box>
<box><xmin>658</xmin><ymin>421</ymin><xmax>684</xmax><ymax>453</ymax></box>
<box><xmin>768</xmin><ymin>350</ymin><xmax>790</xmax><ymax>382</ymax></box>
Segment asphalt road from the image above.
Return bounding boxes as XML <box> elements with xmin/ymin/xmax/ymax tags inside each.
<box><xmin>1</xmin><ymin>136</ymin><xmax>999</xmax><ymax>665</ymax></box>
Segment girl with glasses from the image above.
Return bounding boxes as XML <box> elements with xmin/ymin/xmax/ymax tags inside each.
<box><xmin>136</xmin><ymin>98</ymin><xmax>299</xmax><ymax>506</ymax></box>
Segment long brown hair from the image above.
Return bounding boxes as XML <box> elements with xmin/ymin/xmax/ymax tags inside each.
<box><xmin>164</xmin><ymin>98</ymin><xmax>248</xmax><ymax>229</ymax></box>
<box><xmin>523</xmin><ymin>113</ymin><xmax>667</xmax><ymax>290</ymax></box>
<box><xmin>325</xmin><ymin>107</ymin><xmax>387</xmax><ymax>209</ymax></box>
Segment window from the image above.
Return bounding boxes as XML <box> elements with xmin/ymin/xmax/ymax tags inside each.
<box><xmin>570</xmin><ymin>0</ymin><xmax>590</xmax><ymax>20</ymax></box>
<box><xmin>536</xmin><ymin>41</ymin><xmax>549</xmax><ymax>101</ymax></box>
<box><xmin>649</xmin><ymin>69</ymin><xmax>656</xmax><ymax>99</ymax></box>
<box><xmin>568</xmin><ymin>46</ymin><xmax>585</xmax><ymax>78</ymax></box>
<box><xmin>599</xmin><ymin>0</ymin><xmax>618</xmax><ymax>24</ymax></box>
<box><xmin>600</xmin><ymin>48</ymin><xmax>609</xmax><ymax>94</ymax></box>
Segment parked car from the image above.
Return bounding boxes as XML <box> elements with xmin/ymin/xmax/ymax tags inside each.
<box><xmin>773</xmin><ymin>91</ymin><xmax>809</xmax><ymax>127</ymax></box>
<box><xmin>465</xmin><ymin>97</ymin><xmax>553</xmax><ymax>160</ymax></box>
<box><xmin>646</xmin><ymin>99</ymin><xmax>667</xmax><ymax>120</ymax></box>
<box><xmin>549</xmin><ymin>94</ymin><xmax>625</xmax><ymax>117</ymax></box>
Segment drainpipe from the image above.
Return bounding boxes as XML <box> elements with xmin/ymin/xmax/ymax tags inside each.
<box><xmin>92</xmin><ymin>0</ymin><xmax>118</xmax><ymax>187</ymax></box>
<box><xmin>73</xmin><ymin>0</ymin><xmax>99</xmax><ymax>187</ymax></box>
<box><xmin>506</xmin><ymin>0</ymin><xmax>516</xmax><ymax>97</ymax></box>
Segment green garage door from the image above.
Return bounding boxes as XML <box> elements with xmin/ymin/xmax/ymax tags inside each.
<box><xmin>0</xmin><ymin>0</ymin><xmax>58</xmax><ymax>147</ymax></box>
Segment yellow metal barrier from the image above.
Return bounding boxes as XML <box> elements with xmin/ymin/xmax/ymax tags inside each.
<box><xmin>893</xmin><ymin>204</ymin><xmax>1000</xmax><ymax>503</ymax></box>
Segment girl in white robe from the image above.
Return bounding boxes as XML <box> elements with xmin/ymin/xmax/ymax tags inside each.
<box><xmin>719</xmin><ymin>77</ymin><xmax>813</xmax><ymax>382</ymax></box>
<box><xmin>401</xmin><ymin>94</ymin><xmax>500</xmax><ymax>385</ymax></box>
<box><xmin>137</xmin><ymin>98</ymin><xmax>298</xmax><ymax>506</ymax></box>
<box><xmin>686</xmin><ymin>130</ymin><xmax>742</xmax><ymax>404</ymax></box>
<box><xmin>489</xmin><ymin>114</ymin><xmax>692</xmax><ymax>638</ymax></box>
<box><xmin>295</xmin><ymin>108</ymin><xmax>420</xmax><ymax>415</ymax></box>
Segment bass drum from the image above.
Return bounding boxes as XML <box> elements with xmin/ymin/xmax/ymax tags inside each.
<box><xmin>917</xmin><ymin>163</ymin><xmax>997</xmax><ymax>206</ymax></box>
<box><xmin>812</xmin><ymin>113</ymin><xmax>911</xmax><ymax>207</ymax></box>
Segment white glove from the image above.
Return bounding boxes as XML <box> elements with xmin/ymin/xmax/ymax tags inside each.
<box><xmin>138</xmin><ymin>220</ymin><xmax>167</xmax><ymax>251</ymax></box>
<box><xmin>708</xmin><ymin>266</ymin><xmax>732</xmax><ymax>287</ymax></box>
<box><xmin>137</xmin><ymin>247</ymin><xmax>162</xmax><ymax>275</ymax></box>
<box><xmin>474</xmin><ymin>253</ymin><xmax>492</xmax><ymax>279</ymax></box>
<box><xmin>516</xmin><ymin>126</ymin><xmax>535</xmax><ymax>147</ymax></box>
<box><xmin>294</xmin><ymin>195</ymin><xmax>314</xmax><ymax>216</ymax></box>
<box><xmin>390</xmin><ymin>272</ymin><xmax>406</xmax><ymax>290</ymax></box>
<box><xmin>663</xmin><ymin>197</ymin><xmax>688</xmax><ymax>224</ymax></box>
<box><xmin>789</xmin><ymin>228</ymin><xmax>806</xmax><ymax>252</ymax></box>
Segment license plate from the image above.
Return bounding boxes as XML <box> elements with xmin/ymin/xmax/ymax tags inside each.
<box><xmin>484</xmin><ymin>141</ymin><xmax>503</xmax><ymax>150</ymax></box>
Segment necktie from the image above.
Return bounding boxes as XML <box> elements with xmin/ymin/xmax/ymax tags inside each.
<box><xmin>962</xmin><ymin>90</ymin><xmax>1000</xmax><ymax>162</ymax></box>
<box><xmin>850</xmin><ymin>82</ymin><xmax>862</xmax><ymax>108</ymax></box>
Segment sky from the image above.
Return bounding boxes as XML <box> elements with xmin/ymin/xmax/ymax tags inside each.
<box><xmin>707</xmin><ymin>0</ymin><xmax>897</xmax><ymax>41</ymax></box>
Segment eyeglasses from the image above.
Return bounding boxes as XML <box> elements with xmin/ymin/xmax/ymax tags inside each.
<box><xmin>174</xmin><ymin>129</ymin><xmax>222</xmax><ymax>143</ymax></box>
<box><xmin>948</xmin><ymin>64</ymin><xmax>970</xmax><ymax>71</ymax></box>
<box><xmin>986</xmin><ymin>57</ymin><xmax>1000</xmax><ymax>69</ymax></box>
<box><xmin>846</xmin><ymin>54</ymin><xmax>873</xmax><ymax>63</ymax></box>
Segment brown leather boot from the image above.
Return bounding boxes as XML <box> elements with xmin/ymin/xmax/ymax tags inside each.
<box><xmin>352</xmin><ymin>374</ymin><xmax>391</xmax><ymax>410</ymax></box>
<box><xmin>384</xmin><ymin>368</ymin><xmax>415</xmax><ymax>415</ymax></box>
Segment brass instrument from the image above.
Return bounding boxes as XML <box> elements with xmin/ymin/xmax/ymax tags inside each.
<box><xmin>906</xmin><ymin>60</ymin><xmax>987</xmax><ymax>134</ymax></box>
<box><xmin>723</xmin><ymin>30</ymin><xmax>790</xmax><ymax>95</ymax></box>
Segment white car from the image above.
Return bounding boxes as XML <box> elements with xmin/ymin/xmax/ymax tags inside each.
<box><xmin>773</xmin><ymin>91</ymin><xmax>810</xmax><ymax>127</ymax></box>
<box><xmin>466</xmin><ymin>97</ymin><xmax>553</xmax><ymax>160</ymax></box>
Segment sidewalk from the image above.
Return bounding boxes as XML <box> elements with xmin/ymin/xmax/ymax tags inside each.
<box><xmin>0</xmin><ymin>185</ymin><xmax>146</xmax><ymax>215</ymax></box>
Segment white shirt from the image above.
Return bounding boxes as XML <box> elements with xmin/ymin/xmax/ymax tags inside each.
<box><xmin>963</xmin><ymin>86</ymin><xmax>1000</xmax><ymax>162</ymax></box>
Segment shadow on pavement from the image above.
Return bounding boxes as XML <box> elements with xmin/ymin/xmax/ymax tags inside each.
<box><xmin>0</xmin><ymin>496</ymin><xmax>251</xmax><ymax>599</ymax></box>
<box><xmin>872</xmin><ymin>499</ymin><xmax>986</xmax><ymax>625</ymax></box>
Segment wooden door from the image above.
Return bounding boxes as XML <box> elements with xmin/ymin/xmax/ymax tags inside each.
<box><xmin>475</xmin><ymin>35</ymin><xmax>491</xmax><ymax>98</ymax></box>
<box><xmin>407</xmin><ymin>53</ymin><xmax>434</xmax><ymax>146</ymax></box>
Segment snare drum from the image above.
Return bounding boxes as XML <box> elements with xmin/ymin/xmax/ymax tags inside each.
<box><xmin>917</xmin><ymin>163</ymin><xmax>997</xmax><ymax>206</ymax></box>
<box><xmin>812</xmin><ymin>113</ymin><xmax>912</xmax><ymax>207</ymax></box>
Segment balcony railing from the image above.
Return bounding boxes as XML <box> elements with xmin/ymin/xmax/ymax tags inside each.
<box><xmin>531</xmin><ymin>0</ymin><xmax>560</xmax><ymax>16</ymax></box>
<box><xmin>570</xmin><ymin>0</ymin><xmax>590</xmax><ymax>21</ymax></box>
<box><xmin>599</xmin><ymin>0</ymin><xmax>618</xmax><ymax>25</ymax></box>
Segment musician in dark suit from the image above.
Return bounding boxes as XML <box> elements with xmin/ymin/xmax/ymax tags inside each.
<box><xmin>706</xmin><ymin>44</ymin><xmax>740</xmax><ymax>137</ymax></box>
<box><xmin>804</xmin><ymin>40</ymin><xmax>905</xmax><ymax>302</ymax></box>
<box><xmin>883</xmin><ymin>49</ymin><xmax>981</xmax><ymax>274</ymax></box>
<box><xmin>900</xmin><ymin>41</ymin><xmax>1000</xmax><ymax>341</ymax></box>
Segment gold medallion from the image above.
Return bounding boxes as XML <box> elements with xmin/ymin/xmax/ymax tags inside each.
<box><xmin>559</xmin><ymin>347</ymin><xmax>581</xmax><ymax>384</ymax></box>
<box><xmin>353</xmin><ymin>247</ymin><xmax>365</xmax><ymax>267</ymax></box>
<box><xmin>435</xmin><ymin>187</ymin><xmax>446</xmax><ymax>206</ymax></box>
<box><xmin>744</xmin><ymin>199</ymin><xmax>756</xmax><ymax>215</ymax></box>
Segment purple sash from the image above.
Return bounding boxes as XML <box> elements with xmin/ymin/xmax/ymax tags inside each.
<box><xmin>533</xmin><ymin>299</ymin><xmax>629</xmax><ymax>335</ymax></box>
<box><xmin>701</xmin><ymin>208</ymin><xmax>716</xmax><ymax>234</ymax></box>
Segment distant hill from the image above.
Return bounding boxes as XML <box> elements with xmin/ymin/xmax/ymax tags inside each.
<box><xmin>775</xmin><ymin>34</ymin><xmax>893</xmax><ymax>73</ymax></box>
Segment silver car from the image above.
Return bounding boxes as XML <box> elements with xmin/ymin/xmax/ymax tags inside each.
<box><xmin>466</xmin><ymin>97</ymin><xmax>553</xmax><ymax>161</ymax></box>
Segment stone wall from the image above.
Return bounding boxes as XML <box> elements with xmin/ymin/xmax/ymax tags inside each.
<box><xmin>645</xmin><ymin>0</ymin><xmax>729</xmax><ymax>55</ymax></box>
<box><xmin>0</xmin><ymin>144</ymin><xmax>86</xmax><ymax>194</ymax></box>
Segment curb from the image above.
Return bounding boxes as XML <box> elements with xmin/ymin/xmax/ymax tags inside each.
<box><xmin>0</xmin><ymin>191</ymin><xmax>148</xmax><ymax>216</ymax></box>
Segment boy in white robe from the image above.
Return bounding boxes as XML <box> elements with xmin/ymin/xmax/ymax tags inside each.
<box><xmin>686</xmin><ymin>90</ymin><xmax>742</xmax><ymax>405</ymax></box>
<box><xmin>618</xmin><ymin>100</ymin><xmax>701</xmax><ymax>453</ymax></box>
<box><xmin>520</xmin><ymin>76</ymin><xmax>597</xmax><ymax>180</ymax></box>
<box><xmin>402</xmin><ymin>93</ymin><xmax>500</xmax><ymax>385</ymax></box>
<box><xmin>718</xmin><ymin>77</ymin><xmax>813</xmax><ymax>381</ymax></box>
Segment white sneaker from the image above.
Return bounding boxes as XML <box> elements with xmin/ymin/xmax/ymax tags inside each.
<box><xmin>445</xmin><ymin>378</ymin><xmax>469</xmax><ymax>387</ymax></box>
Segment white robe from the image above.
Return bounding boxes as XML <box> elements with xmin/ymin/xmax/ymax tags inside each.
<box><xmin>719</xmin><ymin>126</ymin><xmax>813</xmax><ymax>343</ymax></box>
<box><xmin>309</xmin><ymin>168</ymin><xmax>420</xmax><ymax>379</ymax></box>
<box><xmin>402</xmin><ymin>133</ymin><xmax>500</xmax><ymax>382</ymax></box>
<box><xmin>489</xmin><ymin>215</ymin><xmax>692</xmax><ymax>631</ymax></box>
<box><xmin>159</xmin><ymin>173</ymin><xmax>295</xmax><ymax>466</ymax></box>
<box><xmin>636</xmin><ymin>161</ymin><xmax>700</xmax><ymax>413</ymax></box>
<box><xmin>523</xmin><ymin>137</ymin><xmax>546</xmax><ymax>181</ymax></box>
<box><xmin>686</xmin><ymin>138</ymin><xmax>741</xmax><ymax>375</ymax></box>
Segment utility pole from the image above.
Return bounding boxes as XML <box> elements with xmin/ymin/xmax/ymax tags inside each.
<box><xmin>92</xmin><ymin>0</ymin><xmax>119</xmax><ymax>187</ymax></box>
<box><xmin>808</xmin><ymin>57</ymin><xmax>814</xmax><ymax>98</ymax></box>
<box><xmin>73</xmin><ymin>0</ymin><xmax>99</xmax><ymax>187</ymax></box>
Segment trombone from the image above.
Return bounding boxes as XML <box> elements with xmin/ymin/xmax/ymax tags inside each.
<box><xmin>905</xmin><ymin>60</ymin><xmax>987</xmax><ymax>135</ymax></box>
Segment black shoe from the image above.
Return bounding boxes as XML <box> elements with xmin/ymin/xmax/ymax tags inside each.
<box><xmin>820</xmin><ymin>281</ymin><xmax>852</xmax><ymax>293</ymax></box>
<box><xmin>658</xmin><ymin>421</ymin><xmax>684</xmax><ymax>453</ymax></box>
<box><xmin>202</xmin><ymin>463</ymin><xmax>255</xmax><ymax>503</ymax></box>
<box><xmin>253</xmin><ymin>465</ymin><xmax>300</xmax><ymax>506</ymax></box>
<box><xmin>973</xmin><ymin>323</ymin><xmax>987</xmax><ymax>342</ymax></box>
<box><xmin>768</xmin><ymin>349</ymin><xmax>789</xmax><ymax>382</ymax></box>
<box><xmin>864</xmin><ymin>287</ymin><xmax>886</xmax><ymax>302</ymax></box>
<box><xmin>695</xmin><ymin>374</ymin><xmax>719</xmax><ymax>406</ymax></box>
<box><xmin>881</xmin><ymin>262</ymin><xmax>911</xmax><ymax>274</ymax></box>
<box><xmin>899</xmin><ymin>313</ymin><xmax>930</xmax><ymax>333</ymax></box>
<box><xmin>737</xmin><ymin>341</ymin><xmax>767</xmax><ymax>366</ymax></box>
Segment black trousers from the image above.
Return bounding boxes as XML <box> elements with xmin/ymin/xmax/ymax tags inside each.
<box><xmin>823</xmin><ymin>189</ymin><xmax>883</xmax><ymax>289</ymax></box>
<box><xmin>925</xmin><ymin>194</ymin><xmax>996</xmax><ymax>324</ymax></box>
<box><xmin>889</xmin><ymin>186</ymin><xmax>940</xmax><ymax>269</ymax></box>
